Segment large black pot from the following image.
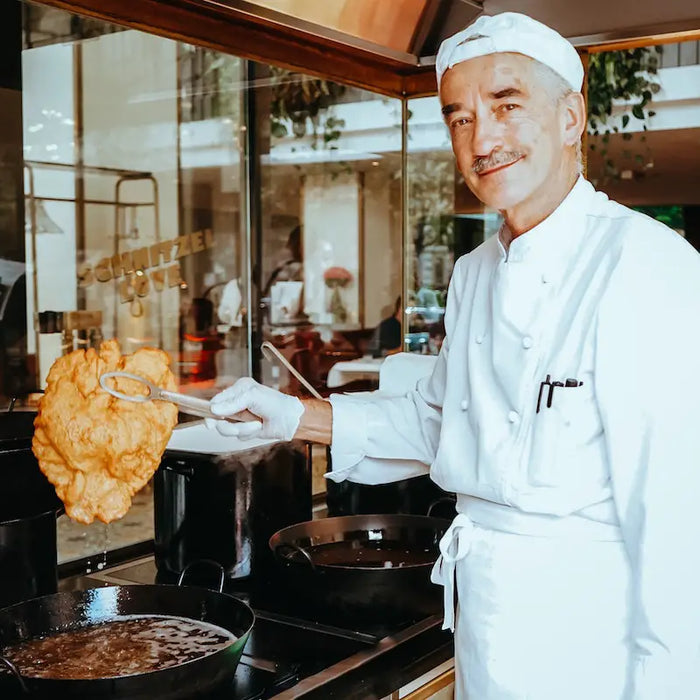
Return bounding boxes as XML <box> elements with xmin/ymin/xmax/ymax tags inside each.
<box><xmin>269</xmin><ymin>514</ymin><xmax>449</xmax><ymax>624</ymax></box>
<box><xmin>326</xmin><ymin>473</ymin><xmax>457</xmax><ymax>519</ymax></box>
<box><xmin>324</xmin><ymin>447</ymin><xmax>457</xmax><ymax>519</ymax></box>
<box><xmin>0</xmin><ymin>411</ymin><xmax>62</xmax><ymax>608</ymax></box>
<box><xmin>0</xmin><ymin>565</ymin><xmax>254</xmax><ymax>699</ymax></box>
<box><xmin>155</xmin><ymin>439</ymin><xmax>312</xmax><ymax>581</ymax></box>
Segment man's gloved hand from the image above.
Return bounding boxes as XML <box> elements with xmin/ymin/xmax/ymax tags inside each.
<box><xmin>206</xmin><ymin>377</ymin><xmax>304</xmax><ymax>441</ymax></box>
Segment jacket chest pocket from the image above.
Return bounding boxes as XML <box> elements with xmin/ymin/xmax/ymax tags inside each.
<box><xmin>528</xmin><ymin>380</ymin><xmax>602</xmax><ymax>487</ymax></box>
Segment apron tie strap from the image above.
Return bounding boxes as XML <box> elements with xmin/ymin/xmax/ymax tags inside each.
<box><xmin>430</xmin><ymin>513</ymin><xmax>475</xmax><ymax>632</ymax></box>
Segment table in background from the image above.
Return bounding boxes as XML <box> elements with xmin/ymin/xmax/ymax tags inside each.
<box><xmin>326</xmin><ymin>356</ymin><xmax>384</xmax><ymax>389</ymax></box>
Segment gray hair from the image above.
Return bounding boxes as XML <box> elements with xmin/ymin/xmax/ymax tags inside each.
<box><xmin>532</xmin><ymin>61</ymin><xmax>584</xmax><ymax>173</ymax></box>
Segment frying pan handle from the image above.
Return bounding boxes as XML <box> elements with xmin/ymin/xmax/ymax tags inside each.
<box><xmin>426</xmin><ymin>496</ymin><xmax>456</xmax><ymax>518</ymax></box>
<box><xmin>275</xmin><ymin>543</ymin><xmax>316</xmax><ymax>572</ymax></box>
<box><xmin>0</xmin><ymin>655</ymin><xmax>29</xmax><ymax>694</ymax></box>
<box><xmin>177</xmin><ymin>559</ymin><xmax>226</xmax><ymax>593</ymax></box>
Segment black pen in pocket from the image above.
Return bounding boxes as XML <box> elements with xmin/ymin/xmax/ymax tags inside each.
<box><xmin>536</xmin><ymin>376</ymin><xmax>583</xmax><ymax>413</ymax></box>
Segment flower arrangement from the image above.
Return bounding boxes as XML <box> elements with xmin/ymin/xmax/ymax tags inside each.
<box><xmin>323</xmin><ymin>266</ymin><xmax>353</xmax><ymax>287</ymax></box>
<box><xmin>323</xmin><ymin>267</ymin><xmax>353</xmax><ymax>323</ymax></box>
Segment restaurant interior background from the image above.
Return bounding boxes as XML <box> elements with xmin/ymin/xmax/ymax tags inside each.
<box><xmin>1</xmin><ymin>0</ymin><xmax>699</xmax><ymax>565</ymax></box>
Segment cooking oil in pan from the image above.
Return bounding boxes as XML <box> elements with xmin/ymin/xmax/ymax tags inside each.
<box><xmin>305</xmin><ymin>540</ymin><xmax>436</xmax><ymax>568</ymax></box>
<box><xmin>3</xmin><ymin>615</ymin><xmax>237</xmax><ymax>679</ymax></box>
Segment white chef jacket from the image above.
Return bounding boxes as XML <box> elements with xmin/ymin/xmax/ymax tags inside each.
<box><xmin>328</xmin><ymin>177</ymin><xmax>700</xmax><ymax>699</ymax></box>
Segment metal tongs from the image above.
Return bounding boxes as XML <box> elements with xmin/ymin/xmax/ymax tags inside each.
<box><xmin>260</xmin><ymin>341</ymin><xmax>322</xmax><ymax>399</ymax></box>
<box><xmin>98</xmin><ymin>371</ymin><xmax>259</xmax><ymax>423</ymax></box>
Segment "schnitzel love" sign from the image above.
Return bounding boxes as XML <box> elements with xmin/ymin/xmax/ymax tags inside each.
<box><xmin>77</xmin><ymin>229</ymin><xmax>214</xmax><ymax>303</ymax></box>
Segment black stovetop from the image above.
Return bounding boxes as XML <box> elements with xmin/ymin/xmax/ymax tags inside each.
<box><xmin>83</xmin><ymin>558</ymin><xmax>433</xmax><ymax>699</ymax></box>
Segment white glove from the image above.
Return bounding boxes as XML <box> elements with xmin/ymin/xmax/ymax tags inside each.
<box><xmin>207</xmin><ymin>377</ymin><xmax>304</xmax><ymax>441</ymax></box>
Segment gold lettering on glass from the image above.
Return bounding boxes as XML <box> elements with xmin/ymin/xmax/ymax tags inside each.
<box><xmin>190</xmin><ymin>231</ymin><xmax>204</xmax><ymax>253</ymax></box>
<box><xmin>167</xmin><ymin>263</ymin><xmax>183</xmax><ymax>288</ymax></box>
<box><xmin>111</xmin><ymin>252</ymin><xmax>134</xmax><ymax>278</ymax></box>
<box><xmin>95</xmin><ymin>258</ymin><xmax>113</xmax><ymax>283</ymax></box>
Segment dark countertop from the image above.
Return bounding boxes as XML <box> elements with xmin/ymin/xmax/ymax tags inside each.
<box><xmin>273</xmin><ymin>617</ymin><xmax>453</xmax><ymax>699</ymax></box>
<box><xmin>58</xmin><ymin>556</ymin><xmax>454</xmax><ymax>699</ymax></box>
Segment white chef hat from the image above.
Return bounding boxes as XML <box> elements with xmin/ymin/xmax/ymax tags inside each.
<box><xmin>435</xmin><ymin>12</ymin><xmax>584</xmax><ymax>92</ymax></box>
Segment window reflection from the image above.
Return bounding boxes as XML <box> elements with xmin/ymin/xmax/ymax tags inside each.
<box><xmin>19</xmin><ymin>3</ymin><xmax>251</xmax><ymax>562</ymax></box>
<box><xmin>406</xmin><ymin>97</ymin><xmax>455</xmax><ymax>356</ymax></box>
<box><xmin>22</xmin><ymin>19</ymin><xmax>250</xmax><ymax>399</ymax></box>
<box><xmin>13</xmin><ymin>1</ymin><xmax>412</xmax><ymax>559</ymax></box>
<box><xmin>256</xmin><ymin>73</ymin><xmax>403</xmax><ymax>395</ymax></box>
<box><xmin>586</xmin><ymin>40</ymin><xmax>700</xmax><ymax>252</ymax></box>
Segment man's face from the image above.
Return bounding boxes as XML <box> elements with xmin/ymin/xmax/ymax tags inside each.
<box><xmin>440</xmin><ymin>53</ymin><xmax>567</xmax><ymax>212</ymax></box>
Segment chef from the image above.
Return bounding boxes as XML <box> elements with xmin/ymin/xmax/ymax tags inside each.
<box><xmin>207</xmin><ymin>12</ymin><xmax>700</xmax><ymax>700</ymax></box>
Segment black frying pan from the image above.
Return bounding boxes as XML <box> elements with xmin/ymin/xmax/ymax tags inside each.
<box><xmin>0</xmin><ymin>562</ymin><xmax>254</xmax><ymax>699</ymax></box>
<box><xmin>269</xmin><ymin>514</ymin><xmax>449</xmax><ymax>623</ymax></box>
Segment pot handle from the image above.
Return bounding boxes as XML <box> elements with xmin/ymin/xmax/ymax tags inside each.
<box><xmin>426</xmin><ymin>496</ymin><xmax>456</xmax><ymax>518</ymax></box>
<box><xmin>177</xmin><ymin>559</ymin><xmax>226</xmax><ymax>593</ymax></box>
<box><xmin>275</xmin><ymin>543</ymin><xmax>316</xmax><ymax>572</ymax></box>
<box><xmin>0</xmin><ymin>655</ymin><xmax>29</xmax><ymax>694</ymax></box>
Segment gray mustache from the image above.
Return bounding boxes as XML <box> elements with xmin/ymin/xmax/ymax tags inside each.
<box><xmin>472</xmin><ymin>151</ymin><xmax>524</xmax><ymax>174</ymax></box>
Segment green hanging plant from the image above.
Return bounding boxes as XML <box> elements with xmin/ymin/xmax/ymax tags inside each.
<box><xmin>269</xmin><ymin>67</ymin><xmax>346</xmax><ymax>149</ymax></box>
<box><xmin>587</xmin><ymin>47</ymin><xmax>662</xmax><ymax>181</ymax></box>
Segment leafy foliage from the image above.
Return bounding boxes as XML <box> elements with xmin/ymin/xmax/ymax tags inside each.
<box><xmin>587</xmin><ymin>47</ymin><xmax>662</xmax><ymax>134</ymax></box>
<box><xmin>633</xmin><ymin>205</ymin><xmax>684</xmax><ymax>230</ymax></box>
<box><xmin>587</xmin><ymin>47</ymin><xmax>662</xmax><ymax>180</ymax></box>
<box><xmin>269</xmin><ymin>67</ymin><xmax>346</xmax><ymax>148</ymax></box>
<box><xmin>408</xmin><ymin>158</ymin><xmax>455</xmax><ymax>255</ymax></box>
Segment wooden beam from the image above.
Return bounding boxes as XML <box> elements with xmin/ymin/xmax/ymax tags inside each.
<box><xmin>402</xmin><ymin>67</ymin><xmax>437</xmax><ymax>98</ymax></box>
<box><xmin>34</xmin><ymin>0</ymin><xmax>421</xmax><ymax>97</ymax></box>
<box><xmin>585</xmin><ymin>28</ymin><xmax>700</xmax><ymax>54</ymax></box>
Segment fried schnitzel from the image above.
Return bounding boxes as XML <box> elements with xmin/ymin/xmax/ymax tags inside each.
<box><xmin>32</xmin><ymin>340</ymin><xmax>178</xmax><ymax>524</ymax></box>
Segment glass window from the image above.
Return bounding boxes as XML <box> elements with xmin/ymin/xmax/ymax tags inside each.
<box><xmin>18</xmin><ymin>2</ymin><xmax>249</xmax><ymax>563</ymax></box>
<box><xmin>586</xmin><ymin>40</ymin><xmax>700</xmax><ymax>251</ymax></box>
<box><xmin>254</xmin><ymin>70</ymin><xmax>403</xmax><ymax>395</ymax></box>
<box><xmin>23</xmin><ymin>24</ymin><xmax>248</xmax><ymax>394</ymax></box>
<box><xmin>250</xmin><ymin>70</ymin><xmax>404</xmax><ymax>493</ymax></box>
<box><xmin>405</xmin><ymin>96</ymin><xmax>500</xmax><ymax>356</ymax></box>
<box><xmin>4</xmin><ymin>0</ymin><xmax>413</xmax><ymax>561</ymax></box>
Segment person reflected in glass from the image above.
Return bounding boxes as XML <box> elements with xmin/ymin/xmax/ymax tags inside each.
<box><xmin>263</xmin><ymin>225</ymin><xmax>303</xmax><ymax>294</ymax></box>
<box><xmin>262</xmin><ymin>225</ymin><xmax>307</xmax><ymax>325</ymax></box>
<box><xmin>369</xmin><ymin>296</ymin><xmax>402</xmax><ymax>357</ymax></box>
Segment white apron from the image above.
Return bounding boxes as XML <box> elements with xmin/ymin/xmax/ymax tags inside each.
<box><xmin>432</xmin><ymin>497</ymin><xmax>632</xmax><ymax>700</ymax></box>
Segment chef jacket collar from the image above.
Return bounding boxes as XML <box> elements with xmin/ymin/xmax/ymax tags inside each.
<box><xmin>496</xmin><ymin>176</ymin><xmax>594</xmax><ymax>281</ymax></box>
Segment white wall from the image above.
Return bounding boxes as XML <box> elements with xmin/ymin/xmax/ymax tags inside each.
<box><xmin>81</xmin><ymin>30</ymin><xmax>179</xmax><ymax>355</ymax></box>
<box><xmin>303</xmin><ymin>171</ymin><xmax>360</xmax><ymax>325</ymax></box>
<box><xmin>22</xmin><ymin>42</ymin><xmax>77</xmax><ymax>379</ymax></box>
<box><xmin>363</xmin><ymin>168</ymin><xmax>401</xmax><ymax>327</ymax></box>
<box><xmin>22</xmin><ymin>30</ymin><xmax>181</xmax><ymax>382</ymax></box>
